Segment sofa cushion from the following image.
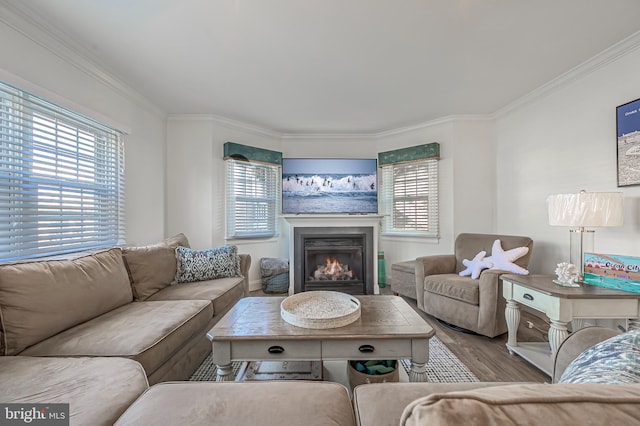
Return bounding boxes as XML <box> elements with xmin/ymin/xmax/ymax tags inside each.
<box><xmin>400</xmin><ymin>383</ymin><xmax>640</xmax><ymax>426</ymax></box>
<box><xmin>559</xmin><ymin>328</ymin><xmax>640</xmax><ymax>384</ymax></box>
<box><xmin>20</xmin><ymin>300</ymin><xmax>213</xmax><ymax>376</ymax></box>
<box><xmin>146</xmin><ymin>276</ymin><xmax>244</xmax><ymax>315</ymax></box>
<box><xmin>424</xmin><ymin>273</ymin><xmax>479</xmax><ymax>305</ymax></box>
<box><xmin>353</xmin><ymin>382</ymin><xmax>508</xmax><ymax>426</ymax></box>
<box><xmin>0</xmin><ymin>356</ymin><xmax>148</xmax><ymax>426</ymax></box>
<box><xmin>122</xmin><ymin>233</ymin><xmax>190</xmax><ymax>301</ymax></box>
<box><xmin>0</xmin><ymin>248</ymin><xmax>132</xmax><ymax>355</ymax></box>
<box><xmin>115</xmin><ymin>381</ymin><xmax>355</xmax><ymax>426</ymax></box>
<box><xmin>175</xmin><ymin>245</ymin><xmax>242</xmax><ymax>283</ymax></box>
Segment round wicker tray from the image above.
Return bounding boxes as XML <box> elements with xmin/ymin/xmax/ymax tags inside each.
<box><xmin>280</xmin><ymin>291</ymin><xmax>361</xmax><ymax>329</ymax></box>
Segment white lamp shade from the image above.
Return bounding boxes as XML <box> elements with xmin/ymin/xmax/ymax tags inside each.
<box><xmin>547</xmin><ymin>192</ymin><xmax>623</xmax><ymax>227</ymax></box>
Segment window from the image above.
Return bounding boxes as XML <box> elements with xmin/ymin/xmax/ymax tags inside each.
<box><xmin>225</xmin><ymin>158</ymin><xmax>279</xmax><ymax>238</ymax></box>
<box><xmin>0</xmin><ymin>81</ymin><xmax>125</xmax><ymax>262</ymax></box>
<box><xmin>379</xmin><ymin>159</ymin><xmax>438</xmax><ymax>237</ymax></box>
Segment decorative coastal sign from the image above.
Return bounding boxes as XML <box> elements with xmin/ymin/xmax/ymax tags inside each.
<box><xmin>583</xmin><ymin>252</ymin><xmax>640</xmax><ymax>294</ymax></box>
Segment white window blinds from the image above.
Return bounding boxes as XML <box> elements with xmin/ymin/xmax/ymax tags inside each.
<box><xmin>379</xmin><ymin>159</ymin><xmax>438</xmax><ymax>237</ymax></box>
<box><xmin>0</xmin><ymin>81</ymin><xmax>125</xmax><ymax>261</ymax></box>
<box><xmin>225</xmin><ymin>158</ymin><xmax>279</xmax><ymax>238</ymax></box>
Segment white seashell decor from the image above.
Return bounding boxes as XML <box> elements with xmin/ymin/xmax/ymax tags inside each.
<box><xmin>553</xmin><ymin>262</ymin><xmax>579</xmax><ymax>287</ymax></box>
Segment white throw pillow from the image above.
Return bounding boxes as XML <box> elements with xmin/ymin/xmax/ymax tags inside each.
<box><xmin>485</xmin><ymin>239</ymin><xmax>529</xmax><ymax>275</ymax></box>
<box><xmin>459</xmin><ymin>250</ymin><xmax>493</xmax><ymax>280</ymax></box>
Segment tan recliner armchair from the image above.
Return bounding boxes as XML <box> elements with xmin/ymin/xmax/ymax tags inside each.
<box><xmin>415</xmin><ymin>233</ymin><xmax>533</xmax><ymax>337</ymax></box>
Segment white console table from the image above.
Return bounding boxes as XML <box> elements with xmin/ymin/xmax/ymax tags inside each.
<box><xmin>502</xmin><ymin>274</ymin><xmax>640</xmax><ymax>376</ymax></box>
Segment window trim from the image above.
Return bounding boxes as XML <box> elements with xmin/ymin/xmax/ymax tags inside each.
<box><xmin>379</xmin><ymin>158</ymin><xmax>439</xmax><ymax>238</ymax></box>
<box><xmin>0</xmin><ymin>81</ymin><xmax>125</xmax><ymax>262</ymax></box>
<box><xmin>225</xmin><ymin>158</ymin><xmax>280</xmax><ymax>239</ymax></box>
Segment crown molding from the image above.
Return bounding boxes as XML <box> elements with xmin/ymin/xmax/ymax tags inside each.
<box><xmin>167</xmin><ymin>114</ymin><xmax>281</xmax><ymax>139</ymax></box>
<box><xmin>0</xmin><ymin>68</ymin><xmax>133</xmax><ymax>134</ymax></box>
<box><xmin>495</xmin><ymin>30</ymin><xmax>640</xmax><ymax>118</ymax></box>
<box><xmin>374</xmin><ymin>114</ymin><xmax>493</xmax><ymax>139</ymax></box>
<box><xmin>280</xmin><ymin>115</ymin><xmax>493</xmax><ymax>140</ymax></box>
<box><xmin>0</xmin><ymin>1</ymin><xmax>166</xmax><ymax>120</ymax></box>
<box><xmin>170</xmin><ymin>114</ymin><xmax>494</xmax><ymax>140</ymax></box>
<box><xmin>280</xmin><ymin>132</ymin><xmax>375</xmax><ymax>140</ymax></box>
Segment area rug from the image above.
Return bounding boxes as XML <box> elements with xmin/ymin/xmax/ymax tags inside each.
<box><xmin>400</xmin><ymin>336</ymin><xmax>479</xmax><ymax>383</ymax></box>
<box><xmin>189</xmin><ymin>336</ymin><xmax>479</xmax><ymax>383</ymax></box>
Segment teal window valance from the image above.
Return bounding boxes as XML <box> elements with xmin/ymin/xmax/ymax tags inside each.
<box><xmin>223</xmin><ymin>142</ymin><xmax>282</xmax><ymax>165</ymax></box>
<box><xmin>378</xmin><ymin>142</ymin><xmax>440</xmax><ymax>166</ymax></box>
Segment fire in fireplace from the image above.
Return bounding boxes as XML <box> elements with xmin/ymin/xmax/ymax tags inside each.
<box><xmin>313</xmin><ymin>257</ymin><xmax>356</xmax><ymax>281</ymax></box>
<box><xmin>293</xmin><ymin>227</ymin><xmax>374</xmax><ymax>295</ymax></box>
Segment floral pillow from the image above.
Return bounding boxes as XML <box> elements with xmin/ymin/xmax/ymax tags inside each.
<box><xmin>559</xmin><ymin>328</ymin><xmax>640</xmax><ymax>384</ymax></box>
<box><xmin>175</xmin><ymin>245</ymin><xmax>242</xmax><ymax>283</ymax></box>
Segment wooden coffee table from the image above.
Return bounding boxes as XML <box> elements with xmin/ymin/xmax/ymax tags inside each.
<box><xmin>207</xmin><ymin>295</ymin><xmax>435</xmax><ymax>382</ymax></box>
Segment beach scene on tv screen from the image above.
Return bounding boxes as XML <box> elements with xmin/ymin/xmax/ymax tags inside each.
<box><xmin>282</xmin><ymin>158</ymin><xmax>378</xmax><ymax>214</ymax></box>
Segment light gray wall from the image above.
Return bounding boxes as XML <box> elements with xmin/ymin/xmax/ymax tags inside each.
<box><xmin>495</xmin><ymin>43</ymin><xmax>640</xmax><ymax>276</ymax></box>
<box><xmin>373</xmin><ymin>118</ymin><xmax>497</xmax><ymax>274</ymax></box>
<box><xmin>166</xmin><ymin>116</ymin><xmax>282</xmax><ymax>285</ymax></box>
<box><xmin>0</xmin><ymin>17</ymin><xmax>167</xmax><ymax>246</ymax></box>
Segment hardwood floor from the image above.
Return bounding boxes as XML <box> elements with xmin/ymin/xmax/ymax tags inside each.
<box><xmin>248</xmin><ymin>289</ymin><xmax>550</xmax><ymax>383</ymax></box>
<box><xmin>397</xmin><ymin>295</ymin><xmax>550</xmax><ymax>383</ymax></box>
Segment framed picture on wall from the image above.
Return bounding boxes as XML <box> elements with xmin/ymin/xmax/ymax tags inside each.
<box><xmin>617</xmin><ymin>97</ymin><xmax>640</xmax><ymax>187</ymax></box>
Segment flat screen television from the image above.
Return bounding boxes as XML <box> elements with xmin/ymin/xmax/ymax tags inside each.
<box><xmin>282</xmin><ymin>158</ymin><xmax>378</xmax><ymax>214</ymax></box>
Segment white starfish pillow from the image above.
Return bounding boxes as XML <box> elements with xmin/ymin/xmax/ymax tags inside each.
<box><xmin>459</xmin><ymin>250</ymin><xmax>493</xmax><ymax>279</ymax></box>
<box><xmin>485</xmin><ymin>239</ymin><xmax>530</xmax><ymax>275</ymax></box>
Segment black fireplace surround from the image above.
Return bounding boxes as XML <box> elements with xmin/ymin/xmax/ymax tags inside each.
<box><xmin>293</xmin><ymin>227</ymin><xmax>374</xmax><ymax>295</ymax></box>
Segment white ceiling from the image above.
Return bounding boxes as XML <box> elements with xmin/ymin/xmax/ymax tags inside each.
<box><xmin>8</xmin><ymin>0</ymin><xmax>640</xmax><ymax>134</ymax></box>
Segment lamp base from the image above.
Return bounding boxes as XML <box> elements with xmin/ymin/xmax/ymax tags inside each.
<box><xmin>569</xmin><ymin>228</ymin><xmax>594</xmax><ymax>280</ymax></box>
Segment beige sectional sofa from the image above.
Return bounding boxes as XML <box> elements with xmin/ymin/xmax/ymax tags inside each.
<box><xmin>9</xmin><ymin>325</ymin><xmax>627</xmax><ymax>426</ymax></box>
<box><xmin>0</xmin><ymin>233</ymin><xmax>250</xmax><ymax>384</ymax></box>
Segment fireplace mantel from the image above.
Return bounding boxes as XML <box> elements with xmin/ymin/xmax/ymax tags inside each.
<box><xmin>283</xmin><ymin>215</ymin><xmax>383</xmax><ymax>295</ymax></box>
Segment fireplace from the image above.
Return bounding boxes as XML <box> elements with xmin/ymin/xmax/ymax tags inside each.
<box><xmin>293</xmin><ymin>227</ymin><xmax>374</xmax><ymax>294</ymax></box>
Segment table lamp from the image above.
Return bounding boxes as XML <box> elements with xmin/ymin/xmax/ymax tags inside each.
<box><xmin>547</xmin><ymin>191</ymin><xmax>623</xmax><ymax>281</ymax></box>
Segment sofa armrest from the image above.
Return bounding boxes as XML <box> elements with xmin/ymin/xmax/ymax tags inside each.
<box><xmin>552</xmin><ymin>326</ymin><xmax>619</xmax><ymax>383</ymax></box>
<box><xmin>238</xmin><ymin>254</ymin><xmax>252</xmax><ymax>296</ymax></box>
<box><xmin>414</xmin><ymin>255</ymin><xmax>456</xmax><ymax>310</ymax></box>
